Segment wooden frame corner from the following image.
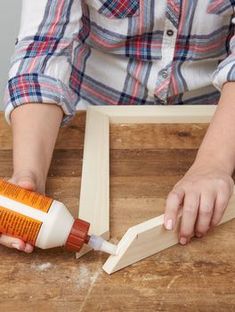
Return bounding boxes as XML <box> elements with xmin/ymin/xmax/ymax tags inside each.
<box><xmin>77</xmin><ymin>105</ymin><xmax>235</xmax><ymax>273</ymax></box>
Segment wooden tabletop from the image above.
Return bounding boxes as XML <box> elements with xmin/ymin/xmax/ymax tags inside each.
<box><xmin>0</xmin><ymin>111</ymin><xmax>234</xmax><ymax>312</ymax></box>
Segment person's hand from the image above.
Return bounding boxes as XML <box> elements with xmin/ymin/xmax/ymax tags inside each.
<box><xmin>164</xmin><ymin>162</ymin><xmax>234</xmax><ymax>245</ymax></box>
<box><xmin>0</xmin><ymin>171</ymin><xmax>45</xmax><ymax>253</ymax></box>
<box><xmin>2</xmin><ymin>103</ymin><xmax>62</xmax><ymax>253</ymax></box>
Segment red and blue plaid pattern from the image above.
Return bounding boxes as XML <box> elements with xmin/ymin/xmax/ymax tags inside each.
<box><xmin>207</xmin><ymin>0</ymin><xmax>235</xmax><ymax>15</ymax></box>
<box><xmin>3</xmin><ymin>0</ymin><xmax>235</xmax><ymax>126</ymax></box>
<box><xmin>98</xmin><ymin>0</ymin><xmax>139</xmax><ymax>18</ymax></box>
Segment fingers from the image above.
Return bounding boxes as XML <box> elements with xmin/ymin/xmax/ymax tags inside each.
<box><xmin>2</xmin><ymin>176</ymin><xmax>38</xmax><ymax>253</ymax></box>
<box><xmin>179</xmin><ymin>192</ymin><xmax>200</xmax><ymax>244</ymax></box>
<box><xmin>195</xmin><ymin>190</ymin><xmax>215</xmax><ymax>238</ymax></box>
<box><xmin>0</xmin><ymin>234</ymin><xmax>34</xmax><ymax>253</ymax></box>
<box><xmin>164</xmin><ymin>187</ymin><xmax>220</xmax><ymax>245</ymax></box>
<box><xmin>164</xmin><ymin>187</ymin><xmax>185</xmax><ymax>230</ymax></box>
<box><xmin>211</xmin><ymin>188</ymin><xmax>231</xmax><ymax>227</ymax></box>
<box><xmin>164</xmin><ymin>173</ymin><xmax>233</xmax><ymax>246</ymax></box>
<box><xmin>8</xmin><ymin>174</ymin><xmax>37</xmax><ymax>192</ymax></box>
<box><xmin>0</xmin><ymin>234</ymin><xmax>25</xmax><ymax>250</ymax></box>
<box><xmin>24</xmin><ymin>243</ymin><xmax>34</xmax><ymax>253</ymax></box>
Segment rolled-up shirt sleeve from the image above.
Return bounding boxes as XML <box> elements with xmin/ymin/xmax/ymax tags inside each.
<box><xmin>3</xmin><ymin>0</ymin><xmax>82</xmax><ymax>126</ymax></box>
<box><xmin>212</xmin><ymin>18</ymin><xmax>235</xmax><ymax>91</ymax></box>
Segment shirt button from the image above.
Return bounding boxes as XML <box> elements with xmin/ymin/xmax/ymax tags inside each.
<box><xmin>166</xmin><ymin>29</ymin><xmax>174</xmax><ymax>36</ymax></box>
<box><xmin>161</xmin><ymin>70</ymin><xmax>168</xmax><ymax>79</ymax></box>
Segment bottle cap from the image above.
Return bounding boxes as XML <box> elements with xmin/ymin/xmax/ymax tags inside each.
<box><xmin>65</xmin><ymin>219</ymin><xmax>90</xmax><ymax>252</ymax></box>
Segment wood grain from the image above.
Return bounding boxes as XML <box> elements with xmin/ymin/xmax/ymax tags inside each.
<box><xmin>0</xmin><ymin>111</ymin><xmax>235</xmax><ymax>311</ymax></box>
<box><xmin>77</xmin><ymin>108</ymin><xmax>110</xmax><ymax>258</ymax></box>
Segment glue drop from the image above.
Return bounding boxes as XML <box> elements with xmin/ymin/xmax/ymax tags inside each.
<box><xmin>0</xmin><ymin>179</ymin><xmax>117</xmax><ymax>255</ymax></box>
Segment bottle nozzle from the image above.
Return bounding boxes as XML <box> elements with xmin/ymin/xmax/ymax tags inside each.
<box><xmin>88</xmin><ymin>235</ymin><xmax>117</xmax><ymax>255</ymax></box>
<box><xmin>66</xmin><ymin>219</ymin><xmax>117</xmax><ymax>255</ymax></box>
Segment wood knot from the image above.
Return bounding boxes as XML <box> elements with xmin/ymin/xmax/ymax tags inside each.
<box><xmin>177</xmin><ymin>131</ymin><xmax>191</xmax><ymax>137</ymax></box>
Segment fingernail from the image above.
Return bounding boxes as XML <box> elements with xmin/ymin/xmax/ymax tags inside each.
<box><xmin>12</xmin><ymin>243</ymin><xmax>21</xmax><ymax>250</ymax></box>
<box><xmin>25</xmin><ymin>245</ymin><xmax>33</xmax><ymax>253</ymax></box>
<box><xmin>196</xmin><ymin>233</ymin><xmax>202</xmax><ymax>238</ymax></box>
<box><xmin>180</xmin><ymin>237</ymin><xmax>187</xmax><ymax>245</ymax></box>
<box><xmin>165</xmin><ymin>219</ymin><xmax>173</xmax><ymax>230</ymax></box>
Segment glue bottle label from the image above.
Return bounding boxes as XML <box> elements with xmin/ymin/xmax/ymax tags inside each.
<box><xmin>0</xmin><ymin>179</ymin><xmax>54</xmax><ymax>245</ymax></box>
<box><xmin>0</xmin><ymin>206</ymin><xmax>41</xmax><ymax>245</ymax></box>
<box><xmin>0</xmin><ymin>179</ymin><xmax>53</xmax><ymax>212</ymax></box>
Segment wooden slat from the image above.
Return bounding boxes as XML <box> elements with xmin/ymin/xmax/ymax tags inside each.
<box><xmin>103</xmin><ymin>192</ymin><xmax>235</xmax><ymax>274</ymax></box>
<box><xmin>111</xmin><ymin>123</ymin><xmax>208</xmax><ymax>149</ymax></box>
<box><xmin>0</xmin><ymin>114</ymin><xmax>13</xmax><ymax>150</ymax></box>
<box><xmin>76</xmin><ymin>108</ymin><xmax>110</xmax><ymax>258</ymax></box>
<box><xmin>110</xmin><ymin>148</ymin><xmax>197</xmax><ymax>176</ymax></box>
<box><xmin>92</xmin><ymin>105</ymin><xmax>216</xmax><ymax>123</ymax></box>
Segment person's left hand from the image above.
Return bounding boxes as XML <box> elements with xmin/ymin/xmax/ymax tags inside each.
<box><xmin>164</xmin><ymin>161</ymin><xmax>234</xmax><ymax>245</ymax></box>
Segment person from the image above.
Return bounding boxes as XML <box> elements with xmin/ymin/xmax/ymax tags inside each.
<box><xmin>2</xmin><ymin>0</ymin><xmax>235</xmax><ymax>253</ymax></box>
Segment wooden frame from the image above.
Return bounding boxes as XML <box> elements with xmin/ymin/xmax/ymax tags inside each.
<box><xmin>77</xmin><ymin>105</ymin><xmax>235</xmax><ymax>273</ymax></box>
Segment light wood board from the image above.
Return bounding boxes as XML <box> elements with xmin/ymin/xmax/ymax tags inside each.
<box><xmin>76</xmin><ymin>108</ymin><xmax>110</xmax><ymax>258</ymax></box>
<box><xmin>103</xmin><ymin>190</ymin><xmax>235</xmax><ymax>274</ymax></box>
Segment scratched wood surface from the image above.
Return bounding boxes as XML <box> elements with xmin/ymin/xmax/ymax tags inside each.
<box><xmin>0</xmin><ymin>111</ymin><xmax>235</xmax><ymax>312</ymax></box>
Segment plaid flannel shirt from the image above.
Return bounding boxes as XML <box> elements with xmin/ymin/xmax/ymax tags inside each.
<box><xmin>3</xmin><ymin>0</ymin><xmax>235</xmax><ymax>125</ymax></box>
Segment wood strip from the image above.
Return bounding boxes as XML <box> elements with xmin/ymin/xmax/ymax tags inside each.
<box><xmin>103</xmin><ymin>190</ymin><xmax>235</xmax><ymax>274</ymax></box>
<box><xmin>92</xmin><ymin>105</ymin><xmax>216</xmax><ymax>123</ymax></box>
<box><xmin>76</xmin><ymin>108</ymin><xmax>110</xmax><ymax>258</ymax></box>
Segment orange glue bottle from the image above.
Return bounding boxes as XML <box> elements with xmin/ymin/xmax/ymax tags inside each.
<box><xmin>0</xmin><ymin>179</ymin><xmax>116</xmax><ymax>255</ymax></box>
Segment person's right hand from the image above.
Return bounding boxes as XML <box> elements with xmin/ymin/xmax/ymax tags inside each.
<box><xmin>0</xmin><ymin>172</ymin><xmax>45</xmax><ymax>253</ymax></box>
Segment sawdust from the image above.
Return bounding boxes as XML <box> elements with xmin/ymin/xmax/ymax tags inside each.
<box><xmin>31</xmin><ymin>262</ymin><xmax>53</xmax><ymax>271</ymax></box>
<box><xmin>75</xmin><ymin>264</ymin><xmax>102</xmax><ymax>290</ymax></box>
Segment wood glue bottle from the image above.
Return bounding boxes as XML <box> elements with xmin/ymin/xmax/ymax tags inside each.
<box><xmin>0</xmin><ymin>179</ymin><xmax>117</xmax><ymax>255</ymax></box>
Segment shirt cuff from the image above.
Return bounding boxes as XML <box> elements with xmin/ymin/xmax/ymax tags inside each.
<box><xmin>211</xmin><ymin>56</ymin><xmax>235</xmax><ymax>91</ymax></box>
<box><xmin>3</xmin><ymin>73</ymin><xmax>78</xmax><ymax>127</ymax></box>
